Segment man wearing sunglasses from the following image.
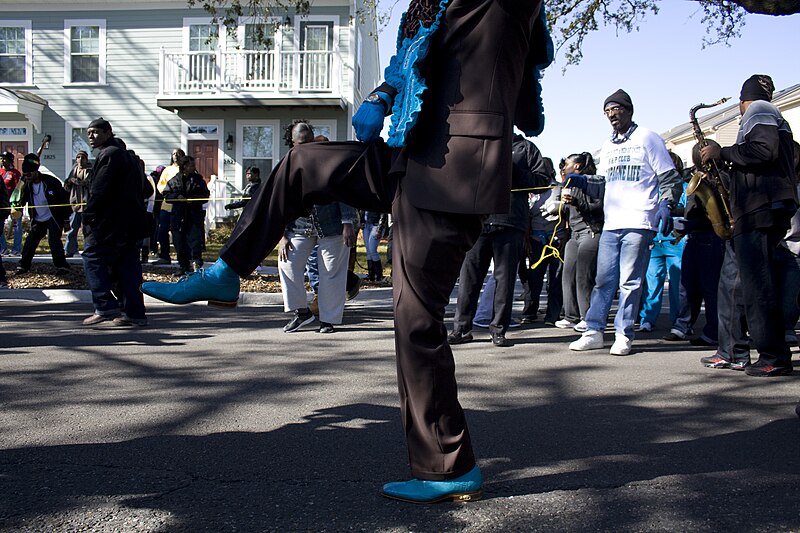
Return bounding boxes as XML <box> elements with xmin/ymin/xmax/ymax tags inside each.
<box><xmin>566</xmin><ymin>89</ymin><xmax>683</xmax><ymax>356</ymax></box>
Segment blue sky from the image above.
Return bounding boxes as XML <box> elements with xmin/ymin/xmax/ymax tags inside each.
<box><xmin>376</xmin><ymin>2</ymin><xmax>800</xmax><ymax>162</ymax></box>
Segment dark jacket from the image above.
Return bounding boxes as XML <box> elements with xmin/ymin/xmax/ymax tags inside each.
<box><xmin>19</xmin><ymin>173</ymin><xmax>71</xmax><ymax>226</ymax></box>
<box><xmin>165</xmin><ymin>172</ymin><xmax>210</xmax><ymax>228</ymax></box>
<box><xmin>374</xmin><ymin>0</ymin><xmax>550</xmax><ymax>215</ymax></box>
<box><xmin>567</xmin><ymin>176</ymin><xmax>605</xmax><ymax>235</ymax></box>
<box><xmin>720</xmin><ymin>100</ymin><xmax>798</xmax><ymax>231</ymax></box>
<box><xmin>485</xmin><ymin>135</ymin><xmax>550</xmax><ymax>232</ymax></box>
<box><xmin>83</xmin><ymin>137</ymin><xmax>148</xmax><ymax>245</ymax></box>
<box><xmin>226</xmin><ymin>180</ymin><xmax>261</xmax><ymax>210</ymax></box>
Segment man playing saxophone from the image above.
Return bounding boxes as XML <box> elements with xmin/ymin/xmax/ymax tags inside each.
<box><xmin>700</xmin><ymin>74</ymin><xmax>798</xmax><ymax>377</ymax></box>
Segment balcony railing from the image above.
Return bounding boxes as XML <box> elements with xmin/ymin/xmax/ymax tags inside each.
<box><xmin>159</xmin><ymin>48</ymin><xmax>339</xmax><ymax>97</ymax></box>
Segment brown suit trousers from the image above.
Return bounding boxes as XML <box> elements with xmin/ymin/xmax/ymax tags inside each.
<box><xmin>220</xmin><ymin>140</ymin><xmax>481</xmax><ymax>479</ymax></box>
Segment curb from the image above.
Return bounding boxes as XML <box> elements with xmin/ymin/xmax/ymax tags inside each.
<box><xmin>0</xmin><ymin>287</ymin><xmax>395</xmax><ymax>308</ymax></box>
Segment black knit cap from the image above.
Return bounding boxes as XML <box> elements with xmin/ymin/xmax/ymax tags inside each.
<box><xmin>88</xmin><ymin>117</ymin><xmax>112</xmax><ymax>131</ymax></box>
<box><xmin>603</xmin><ymin>89</ymin><xmax>634</xmax><ymax>113</ymax></box>
<box><xmin>740</xmin><ymin>74</ymin><xmax>775</xmax><ymax>102</ymax></box>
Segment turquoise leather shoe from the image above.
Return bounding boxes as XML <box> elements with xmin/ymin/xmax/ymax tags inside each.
<box><xmin>141</xmin><ymin>258</ymin><xmax>240</xmax><ymax>307</ymax></box>
<box><xmin>381</xmin><ymin>465</ymin><xmax>482</xmax><ymax>504</ymax></box>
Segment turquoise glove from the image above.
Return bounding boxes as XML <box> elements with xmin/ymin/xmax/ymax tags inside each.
<box><xmin>352</xmin><ymin>92</ymin><xmax>390</xmax><ymax>142</ymax></box>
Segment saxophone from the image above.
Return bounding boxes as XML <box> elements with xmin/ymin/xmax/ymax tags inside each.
<box><xmin>686</xmin><ymin>98</ymin><xmax>734</xmax><ymax>240</ymax></box>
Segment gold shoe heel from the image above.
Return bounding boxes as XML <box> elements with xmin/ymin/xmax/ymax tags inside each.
<box><xmin>453</xmin><ymin>490</ymin><xmax>482</xmax><ymax>502</ymax></box>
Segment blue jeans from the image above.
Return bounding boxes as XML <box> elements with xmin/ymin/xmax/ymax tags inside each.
<box><xmin>585</xmin><ymin>229</ymin><xmax>655</xmax><ymax>338</ymax></box>
<box><xmin>82</xmin><ymin>240</ymin><xmax>146</xmax><ymax>319</ymax></box>
<box><xmin>65</xmin><ymin>211</ymin><xmax>82</xmax><ymax>256</ymax></box>
<box><xmin>639</xmin><ymin>238</ymin><xmax>684</xmax><ymax>326</ymax></box>
<box><xmin>364</xmin><ymin>222</ymin><xmax>381</xmax><ymax>261</ymax></box>
<box><xmin>306</xmin><ymin>245</ymin><xmax>320</xmax><ymax>293</ymax></box>
<box><xmin>2</xmin><ymin>217</ymin><xmax>23</xmax><ymax>253</ymax></box>
<box><xmin>473</xmin><ymin>273</ymin><xmax>495</xmax><ymax>324</ymax></box>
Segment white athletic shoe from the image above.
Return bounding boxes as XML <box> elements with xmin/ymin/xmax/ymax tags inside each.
<box><xmin>638</xmin><ymin>321</ymin><xmax>654</xmax><ymax>333</ymax></box>
<box><xmin>569</xmin><ymin>330</ymin><xmax>604</xmax><ymax>351</ymax></box>
<box><xmin>573</xmin><ymin>320</ymin><xmax>588</xmax><ymax>333</ymax></box>
<box><xmin>554</xmin><ymin>319</ymin><xmax>577</xmax><ymax>329</ymax></box>
<box><xmin>609</xmin><ymin>333</ymin><xmax>632</xmax><ymax>356</ymax></box>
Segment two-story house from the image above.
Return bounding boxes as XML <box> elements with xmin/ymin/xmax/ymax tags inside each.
<box><xmin>0</xmin><ymin>0</ymin><xmax>381</xmax><ymax>200</ymax></box>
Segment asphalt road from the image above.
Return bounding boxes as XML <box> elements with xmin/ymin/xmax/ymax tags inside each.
<box><xmin>1</xmin><ymin>287</ymin><xmax>799</xmax><ymax>532</ymax></box>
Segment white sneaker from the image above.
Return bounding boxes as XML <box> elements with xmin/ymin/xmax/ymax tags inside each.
<box><xmin>609</xmin><ymin>333</ymin><xmax>632</xmax><ymax>356</ymax></box>
<box><xmin>638</xmin><ymin>321</ymin><xmax>654</xmax><ymax>332</ymax></box>
<box><xmin>554</xmin><ymin>319</ymin><xmax>577</xmax><ymax>329</ymax></box>
<box><xmin>569</xmin><ymin>330</ymin><xmax>604</xmax><ymax>351</ymax></box>
<box><xmin>573</xmin><ymin>320</ymin><xmax>588</xmax><ymax>333</ymax></box>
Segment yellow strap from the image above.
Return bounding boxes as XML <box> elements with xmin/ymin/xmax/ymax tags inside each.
<box><xmin>528</xmin><ymin>177</ymin><xmax>577</xmax><ymax>268</ymax></box>
<box><xmin>1</xmin><ymin>196</ymin><xmax>253</xmax><ymax>210</ymax></box>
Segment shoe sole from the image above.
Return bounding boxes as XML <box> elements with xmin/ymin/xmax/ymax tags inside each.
<box><xmin>448</xmin><ymin>335</ymin><xmax>473</xmax><ymax>345</ymax></box>
<box><xmin>380</xmin><ymin>489</ymin><xmax>482</xmax><ymax>504</ymax></box>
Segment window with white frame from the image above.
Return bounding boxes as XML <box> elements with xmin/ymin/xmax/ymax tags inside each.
<box><xmin>0</xmin><ymin>21</ymin><xmax>31</xmax><ymax>85</ymax></box>
<box><xmin>183</xmin><ymin>19</ymin><xmax>220</xmax><ymax>87</ymax></box>
<box><xmin>188</xmin><ymin>23</ymin><xmax>218</xmax><ymax>52</ymax></box>
<box><xmin>300</xmin><ymin>21</ymin><xmax>334</xmax><ymax>91</ymax></box>
<box><xmin>242</xmin><ymin>22</ymin><xmax>276</xmax><ymax>86</ymax></box>
<box><xmin>244</xmin><ymin>23</ymin><xmax>275</xmax><ymax>51</ymax></box>
<box><xmin>65</xmin><ymin>20</ymin><xmax>106</xmax><ymax>84</ymax></box>
<box><xmin>310</xmin><ymin>120</ymin><xmax>336</xmax><ymax>141</ymax></box>
<box><xmin>241</xmin><ymin>125</ymin><xmax>274</xmax><ymax>173</ymax></box>
<box><xmin>71</xmin><ymin>127</ymin><xmax>93</xmax><ymax>163</ymax></box>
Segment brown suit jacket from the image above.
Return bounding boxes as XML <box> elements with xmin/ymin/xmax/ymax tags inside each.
<box><xmin>376</xmin><ymin>0</ymin><xmax>549</xmax><ymax>215</ymax></box>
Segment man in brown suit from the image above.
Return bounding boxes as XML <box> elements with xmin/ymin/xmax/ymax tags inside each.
<box><xmin>142</xmin><ymin>0</ymin><xmax>552</xmax><ymax>503</ymax></box>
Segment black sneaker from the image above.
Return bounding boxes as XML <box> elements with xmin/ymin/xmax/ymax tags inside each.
<box><xmin>729</xmin><ymin>360</ymin><xmax>751</xmax><ymax>371</ymax></box>
<box><xmin>700</xmin><ymin>355</ymin><xmax>732</xmax><ymax>369</ymax></box>
<box><xmin>518</xmin><ymin>315</ymin><xmax>537</xmax><ymax>324</ymax></box>
<box><xmin>744</xmin><ymin>360</ymin><xmax>793</xmax><ymax>377</ymax></box>
<box><xmin>491</xmin><ymin>332</ymin><xmax>510</xmax><ymax>347</ymax></box>
<box><xmin>284</xmin><ymin>309</ymin><xmax>315</xmax><ymax>333</ymax></box>
<box><xmin>447</xmin><ymin>330</ymin><xmax>473</xmax><ymax>345</ymax></box>
<box><xmin>56</xmin><ymin>266</ymin><xmax>71</xmax><ymax>276</ymax></box>
<box><xmin>14</xmin><ymin>266</ymin><xmax>28</xmax><ymax>274</ymax></box>
<box><xmin>318</xmin><ymin>322</ymin><xmax>335</xmax><ymax>334</ymax></box>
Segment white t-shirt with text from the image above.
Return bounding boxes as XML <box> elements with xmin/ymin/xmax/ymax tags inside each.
<box><xmin>598</xmin><ymin>126</ymin><xmax>675</xmax><ymax>231</ymax></box>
